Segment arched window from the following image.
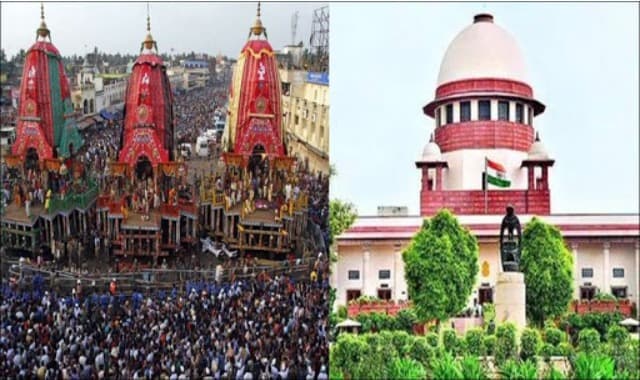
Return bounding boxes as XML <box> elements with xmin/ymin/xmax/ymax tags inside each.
<box><xmin>83</xmin><ymin>99</ymin><xmax>88</xmax><ymax>114</ymax></box>
<box><xmin>90</xmin><ymin>99</ymin><xmax>94</xmax><ymax>113</ymax></box>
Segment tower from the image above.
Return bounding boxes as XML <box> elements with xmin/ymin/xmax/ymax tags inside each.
<box><xmin>118</xmin><ymin>10</ymin><xmax>174</xmax><ymax>169</ymax></box>
<box><xmin>419</xmin><ymin>13</ymin><xmax>554</xmax><ymax>215</ymax></box>
<box><xmin>11</xmin><ymin>4</ymin><xmax>84</xmax><ymax>162</ymax></box>
<box><xmin>223</xmin><ymin>3</ymin><xmax>286</xmax><ymax>160</ymax></box>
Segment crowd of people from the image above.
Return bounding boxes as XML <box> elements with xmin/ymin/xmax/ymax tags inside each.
<box><xmin>174</xmin><ymin>87</ymin><xmax>226</xmax><ymax>144</ymax></box>
<box><xmin>0</xmin><ymin>257</ymin><xmax>330</xmax><ymax>380</ymax></box>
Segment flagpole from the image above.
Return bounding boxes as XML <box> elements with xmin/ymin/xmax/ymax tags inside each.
<box><xmin>484</xmin><ymin>157</ymin><xmax>488</xmax><ymax>214</ymax></box>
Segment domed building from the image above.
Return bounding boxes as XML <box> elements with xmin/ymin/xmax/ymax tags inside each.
<box><xmin>334</xmin><ymin>14</ymin><xmax>639</xmax><ymax>322</ymax></box>
<box><xmin>420</xmin><ymin>13</ymin><xmax>552</xmax><ymax>216</ymax></box>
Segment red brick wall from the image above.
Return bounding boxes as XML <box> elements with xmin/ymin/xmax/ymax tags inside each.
<box><xmin>434</xmin><ymin>121</ymin><xmax>534</xmax><ymax>153</ymax></box>
<box><xmin>419</xmin><ymin>189</ymin><xmax>550</xmax><ymax>216</ymax></box>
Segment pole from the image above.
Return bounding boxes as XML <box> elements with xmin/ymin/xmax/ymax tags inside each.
<box><xmin>484</xmin><ymin>157</ymin><xmax>488</xmax><ymax>214</ymax></box>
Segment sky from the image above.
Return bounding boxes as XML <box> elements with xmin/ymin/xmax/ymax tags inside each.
<box><xmin>330</xmin><ymin>3</ymin><xmax>639</xmax><ymax>216</ymax></box>
<box><xmin>1</xmin><ymin>2</ymin><xmax>326</xmax><ymax>58</ymax></box>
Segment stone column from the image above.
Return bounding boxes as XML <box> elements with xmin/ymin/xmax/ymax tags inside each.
<box><xmin>571</xmin><ymin>242</ymin><xmax>579</xmax><ymax>300</ymax></box>
<box><xmin>363</xmin><ymin>243</ymin><xmax>371</xmax><ymax>297</ymax></box>
<box><xmin>393</xmin><ymin>244</ymin><xmax>404</xmax><ymax>301</ymax></box>
<box><xmin>603</xmin><ymin>242</ymin><xmax>611</xmax><ymax>294</ymax></box>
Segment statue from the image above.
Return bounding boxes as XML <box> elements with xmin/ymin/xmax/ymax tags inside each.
<box><xmin>499</xmin><ymin>205</ymin><xmax>522</xmax><ymax>272</ymax></box>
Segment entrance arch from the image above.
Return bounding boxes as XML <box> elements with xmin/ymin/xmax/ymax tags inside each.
<box><xmin>25</xmin><ymin>147</ymin><xmax>39</xmax><ymax>171</ymax></box>
<box><xmin>135</xmin><ymin>155</ymin><xmax>153</xmax><ymax>181</ymax></box>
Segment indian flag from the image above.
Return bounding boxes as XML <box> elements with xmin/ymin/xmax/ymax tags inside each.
<box><xmin>485</xmin><ymin>158</ymin><xmax>511</xmax><ymax>188</ymax></box>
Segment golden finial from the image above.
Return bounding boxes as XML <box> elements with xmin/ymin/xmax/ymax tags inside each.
<box><xmin>36</xmin><ymin>2</ymin><xmax>50</xmax><ymax>40</ymax></box>
<box><xmin>141</xmin><ymin>2</ymin><xmax>157</xmax><ymax>52</ymax></box>
<box><xmin>249</xmin><ymin>2</ymin><xmax>267</xmax><ymax>38</ymax></box>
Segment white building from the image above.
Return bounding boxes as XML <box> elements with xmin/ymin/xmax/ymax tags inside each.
<box><xmin>334</xmin><ymin>14</ymin><xmax>640</xmax><ymax>317</ymax></box>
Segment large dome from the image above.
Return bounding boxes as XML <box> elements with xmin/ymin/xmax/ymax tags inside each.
<box><xmin>437</xmin><ymin>14</ymin><xmax>528</xmax><ymax>86</ymax></box>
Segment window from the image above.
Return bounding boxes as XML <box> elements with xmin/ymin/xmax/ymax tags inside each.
<box><xmin>294</xmin><ymin>115</ymin><xmax>299</xmax><ymax>125</ymax></box>
<box><xmin>436</xmin><ymin>108</ymin><xmax>441</xmax><ymax>127</ymax></box>
<box><xmin>346</xmin><ymin>290</ymin><xmax>361</xmax><ymax>302</ymax></box>
<box><xmin>498</xmin><ymin>101</ymin><xmax>509</xmax><ymax>121</ymax></box>
<box><xmin>460</xmin><ymin>101</ymin><xmax>471</xmax><ymax>122</ymax></box>
<box><xmin>445</xmin><ymin>104</ymin><xmax>454</xmax><ymax>124</ymax></box>
<box><xmin>377</xmin><ymin>289</ymin><xmax>392</xmax><ymax>300</ymax></box>
<box><xmin>478</xmin><ymin>100</ymin><xmax>491</xmax><ymax>120</ymax></box>
<box><xmin>379</xmin><ymin>270</ymin><xmax>391</xmax><ymax>280</ymax></box>
<box><xmin>515</xmin><ymin>103</ymin><xmax>524</xmax><ymax>123</ymax></box>
<box><xmin>613</xmin><ymin>268</ymin><xmax>625</xmax><ymax>278</ymax></box>
<box><xmin>348</xmin><ymin>270</ymin><xmax>360</xmax><ymax>280</ymax></box>
<box><xmin>528</xmin><ymin>107</ymin><xmax>533</xmax><ymax>126</ymax></box>
<box><xmin>581</xmin><ymin>268</ymin><xmax>594</xmax><ymax>278</ymax></box>
<box><xmin>580</xmin><ymin>286</ymin><xmax>596</xmax><ymax>301</ymax></box>
<box><xmin>611</xmin><ymin>286</ymin><xmax>627</xmax><ymax>299</ymax></box>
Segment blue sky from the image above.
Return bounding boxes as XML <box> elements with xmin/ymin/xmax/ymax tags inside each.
<box><xmin>330</xmin><ymin>3</ymin><xmax>639</xmax><ymax>216</ymax></box>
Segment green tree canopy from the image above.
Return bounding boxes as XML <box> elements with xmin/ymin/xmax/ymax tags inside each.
<box><xmin>520</xmin><ymin>217</ymin><xmax>573</xmax><ymax>326</ymax></box>
<box><xmin>329</xmin><ymin>199</ymin><xmax>357</xmax><ymax>245</ymax></box>
<box><xmin>402</xmin><ymin>209</ymin><xmax>479</xmax><ymax>322</ymax></box>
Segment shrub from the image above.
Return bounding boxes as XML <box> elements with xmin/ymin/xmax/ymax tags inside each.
<box><xmin>331</xmin><ymin>334</ymin><xmax>370</xmax><ymax>379</ymax></box>
<box><xmin>431</xmin><ymin>352</ymin><xmax>463</xmax><ymax>380</ymax></box>
<box><xmin>554</xmin><ymin>342</ymin><xmax>574</xmax><ymax>357</ymax></box>
<box><xmin>442</xmin><ymin>328</ymin><xmax>459</xmax><ymax>355</ymax></box>
<box><xmin>337</xmin><ymin>305</ymin><xmax>348</xmax><ymax>319</ymax></box>
<box><xmin>426</xmin><ymin>332</ymin><xmax>439</xmax><ymax>348</ymax></box>
<box><xmin>542</xmin><ymin>367</ymin><xmax>567</xmax><ymax>380</ymax></box>
<box><xmin>608</xmin><ymin>335</ymin><xmax>639</xmax><ymax>377</ymax></box>
<box><xmin>543</xmin><ymin>326</ymin><xmax>565</xmax><ymax>346</ymax></box>
<box><xmin>495</xmin><ymin>323</ymin><xmax>518</xmax><ymax>365</ymax></box>
<box><xmin>594</xmin><ymin>292</ymin><xmax>617</xmax><ymax>301</ymax></box>
<box><xmin>391</xmin><ymin>330</ymin><xmax>413</xmax><ymax>356</ymax></box>
<box><xmin>406</xmin><ymin>337</ymin><xmax>433</xmax><ymax>369</ymax></box>
<box><xmin>483</xmin><ymin>335</ymin><xmax>497</xmax><ymax>356</ymax></box>
<box><xmin>499</xmin><ymin>359</ymin><xmax>538</xmax><ymax>380</ymax></box>
<box><xmin>578</xmin><ymin>328</ymin><xmax>601</xmax><ymax>354</ymax></box>
<box><xmin>572</xmin><ymin>353</ymin><xmax>615</xmax><ymax>380</ymax></box>
<box><xmin>606</xmin><ymin>325</ymin><xmax>629</xmax><ymax>347</ymax></box>
<box><xmin>465</xmin><ymin>328</ymin><xmax>485</xmax><ymax>357</ymax></box>
<box><xmin>540</xmin><ymin>343</ymin><xmax>555</xmax><ymax>362</ymax></box>
<box><xmin>520</xmin><ymin>328</ymin><xmax>542</xmax><ymax>361</ymax></box>
<box><xmin>386</xmin><ymin>358</ymin><xmax>426</xmax><ymax>380</ymax></box>
<box><xmin>460</xmin><ymin>356</ymin><xmax>488</xmax><ymax>380</ymax></box>
<box><xmin>396</xmin><ymin>308</ymin><xmax>418</xmax><ymax>333</ymax></box>
<box><xmin>483</xmin><ymin>303</ymin><xmax>496</xmax><ymax>328</ymax></box>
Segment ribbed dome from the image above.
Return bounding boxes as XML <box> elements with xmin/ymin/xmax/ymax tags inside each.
<box><xmin>528</xmin><ymin>132</ymin><xmax>549</xmax><ymax>160</ymax></box>
<box><xmin>422</xmin><ymin>134</ymin><xmax>442</xmax><ymax>161</ymax></box>
<box><xmin>437</xmin><ymin>14</ymin><xmax>529</xmax><ymax>86</ymax></box>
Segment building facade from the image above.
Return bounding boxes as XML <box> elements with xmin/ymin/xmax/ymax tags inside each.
<box><xmin>281</xmin><ymin>70</ymin><xmax>330</xmax><ymax>174</ymax></box>
<box><xmin>334</xmin><ymin>14</ymin><xmax>640</xmax><ymax>317</ymax></box>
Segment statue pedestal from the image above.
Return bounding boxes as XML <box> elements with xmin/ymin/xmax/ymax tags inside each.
<box><xmin>494</xmin><ymin>272</ymin><xmax>526</xmax><ymax>330</ymax></box>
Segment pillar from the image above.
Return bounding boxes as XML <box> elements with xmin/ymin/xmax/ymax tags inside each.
<box><xmin>541</xmin><ymin>166</ymin><xmax>549</xmax><ymax>190</ymax></box>
<box><xmin>527</xmin><ymin>165</ymin><xmax>535</xmax><ymax>190</ymax></box>
<box><xmin>436</xmin><ymin>166</ymin><xmax>443</xmax><ymax>191</ymax></box>
<box><xmin>603</xmin><ymin>242</ymin><xmax>611</xmax><ymax>294</ymax></box>
<box><xmin>363</xmin><ymin>243</ymin><xmax>371</xmax><ymax>297</ymax></box>
<box><xmin>393</xmin><ymin>243</ymin><xmax>403</xmax><ymax>301</ymax></box>
<box><xmin>571</xmin><ymin>242</ymin><xmax>579</xmax><ymax>300</ymax></box>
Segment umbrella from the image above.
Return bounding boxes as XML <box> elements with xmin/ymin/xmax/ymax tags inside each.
<box><xmin>336</xmin><ymin>319</ymin><xmax>361</xmax><ymax>328</ymax></box>
<box><xmin>619</xmin><ymin>318</ymin><xmax>639</xmax><ymax>327</ymax></box>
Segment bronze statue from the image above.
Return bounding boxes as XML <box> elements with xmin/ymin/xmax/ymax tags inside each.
<box><xmin>500</xmin><ymin>205</ymin><xmax>521</xmax><ymax>272</ymax></box>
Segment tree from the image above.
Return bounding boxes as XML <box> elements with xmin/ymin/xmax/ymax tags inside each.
<box><xmin>520</xmin><ymin>217</ymin><xmax>573</xmax><ymax>326</ymax></box>
<box><xmin>402</xmin><ymin>209</ymin><xmax>479</xmax><ymax>323</ymax></box>
<box><xmin>329</xmin><ymin>199</ymin><xmax>357</xmax><ymax>245</ymax></box>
